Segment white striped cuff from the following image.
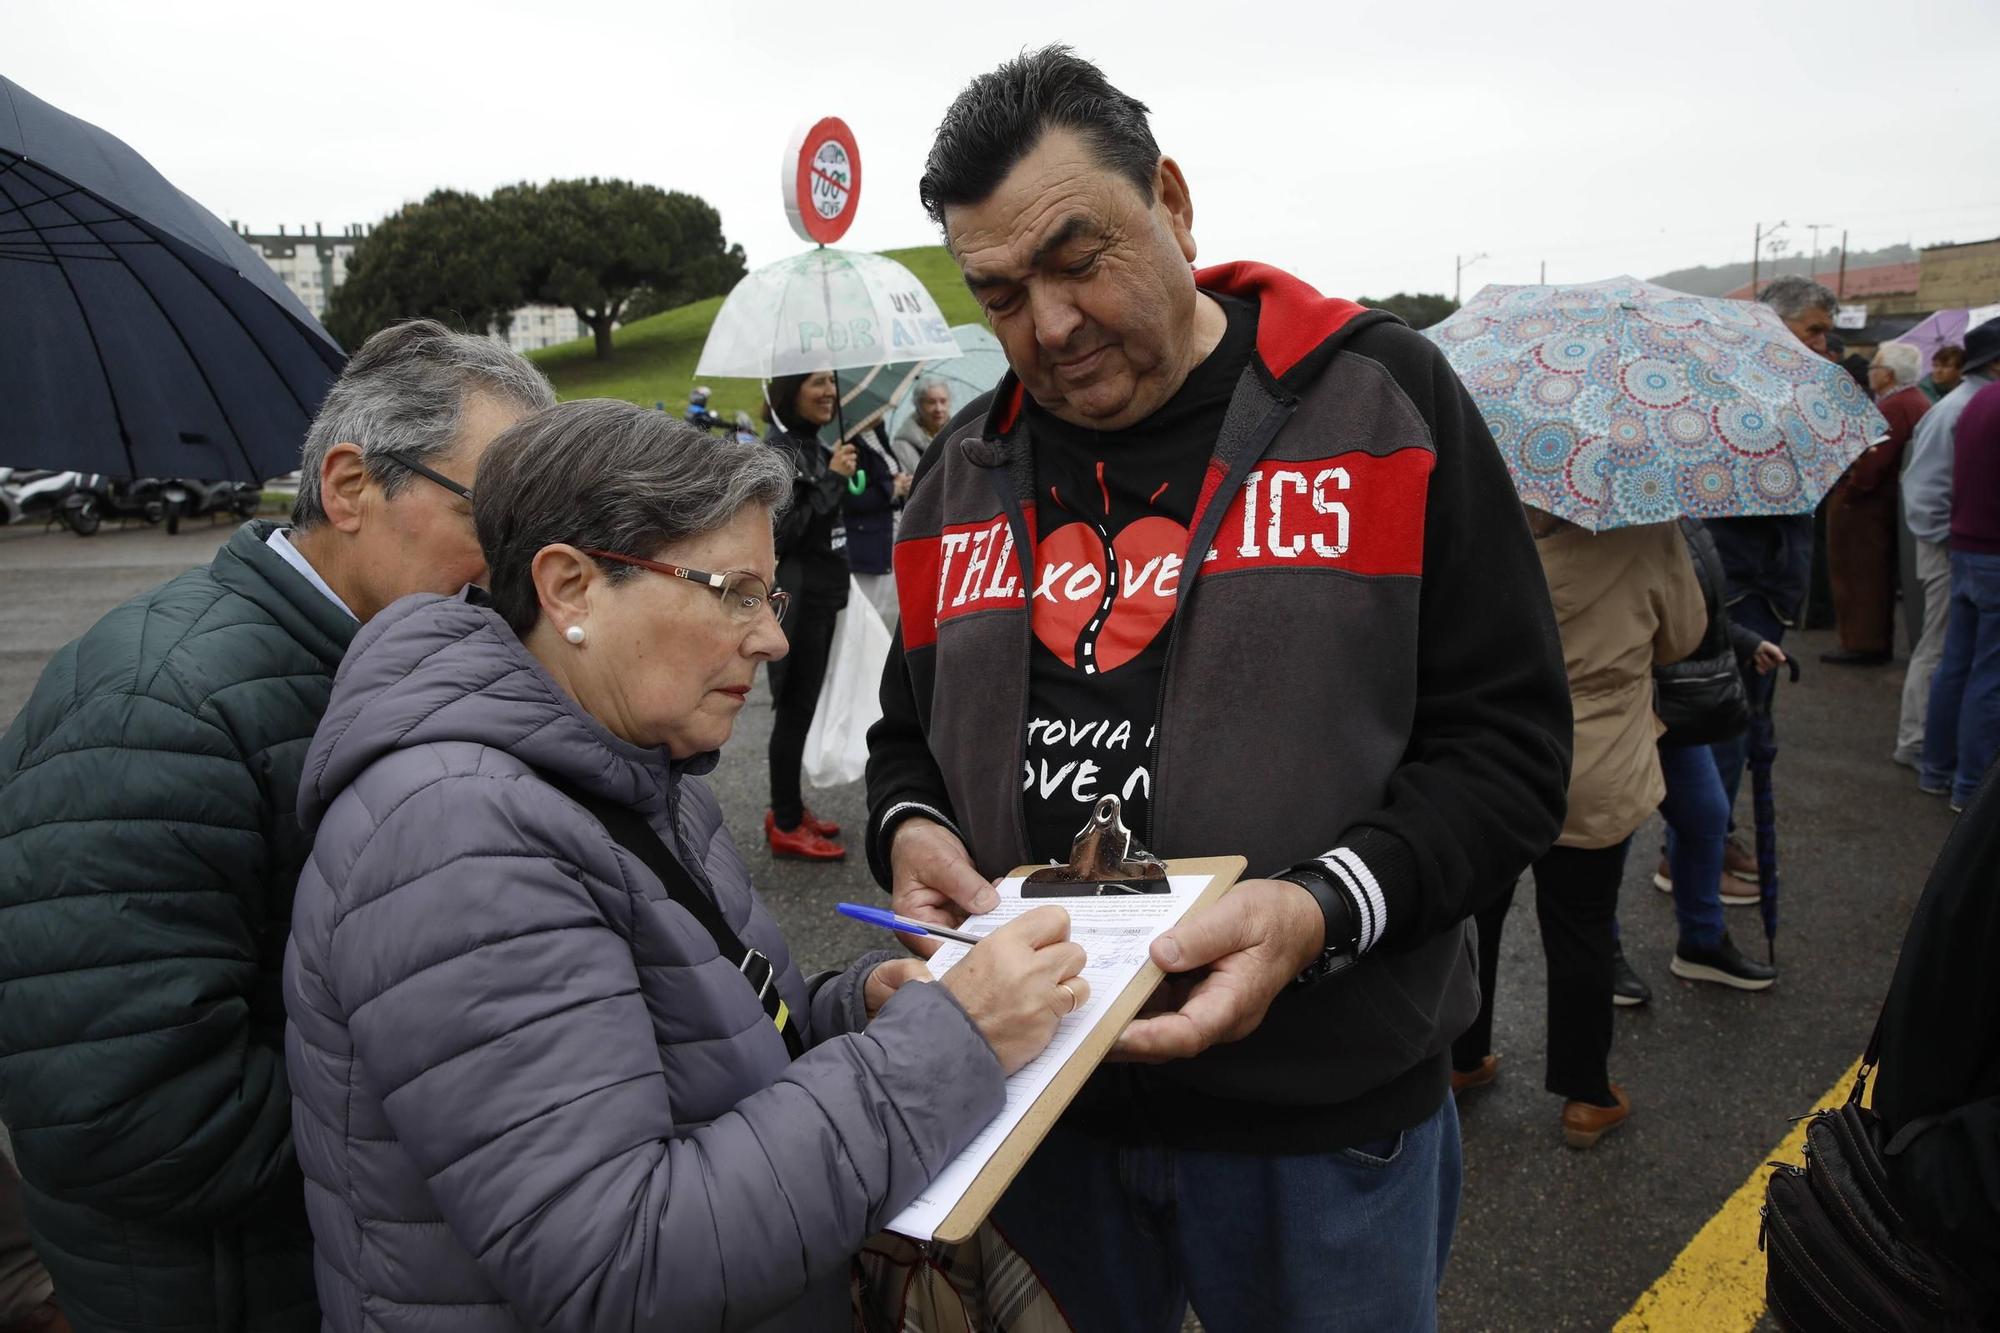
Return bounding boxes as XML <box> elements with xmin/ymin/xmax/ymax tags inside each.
<box><xmin>1316</xmin><ymin>848</ymin><xmax>1389</xmax><ymax>954</ymax></box>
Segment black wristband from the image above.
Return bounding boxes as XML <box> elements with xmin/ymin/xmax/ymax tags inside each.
<box><xmin>1275</xmin><ymin>864</ymin><xmax>1361</xmax><ymax>957</ymax></box>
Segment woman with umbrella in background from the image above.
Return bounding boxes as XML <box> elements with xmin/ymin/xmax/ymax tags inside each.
<box><xmin>1434</xmin><ymin>276</ymin><xmax>1885</xmax><ymax>1144</ymax></box>
<box><xmin>1450</xmin><ymin>509</ymin><xmax>1706</xmax><ymax>1147</ymax></box>
<box><xmin>763</xmin><ymin>370</ymin><xmax>858</xmax><ymax>860</ymax></box>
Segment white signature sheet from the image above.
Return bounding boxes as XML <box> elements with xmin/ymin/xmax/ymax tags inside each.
<box><xmin>884</xmin><ymin>873</ymin><xmax>1212</xmax><ymax>1239</ymax></box>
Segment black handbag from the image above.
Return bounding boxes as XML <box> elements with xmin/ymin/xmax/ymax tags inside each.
<box><xmin>1654</xmin><ymin>652</ymin><xmax>1751</xmax><ymax>748</ymax></box>
<box><xmin>1760</xmin><ymin>1017</ymin><xmax>1982</xmax><ymax>1331</ymax></box>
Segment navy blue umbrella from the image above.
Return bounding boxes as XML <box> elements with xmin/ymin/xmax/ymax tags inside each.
<box><xmin>1</xmin><ymin>76</ymin><xmax>344</xmax><ymax>482</ymax></box>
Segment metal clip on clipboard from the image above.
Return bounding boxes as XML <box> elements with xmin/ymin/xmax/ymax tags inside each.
<box><xmin>1022</xmin><ymin>795</ymin><xmax>1170</xmax><ymax>897</ymax></box>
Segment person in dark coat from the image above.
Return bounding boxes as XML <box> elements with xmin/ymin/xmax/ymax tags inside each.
<box><xmin>1875</xmin><ymin>760</ymin><xmax>2000</xmax><ymax>1314</ymax></box>
<box><xmin>1646</xmin><ymin>519</ymin><xmax>1785</xmax><ymax>998</ymax></box>
<box><xmin>841</xmin><ymin>424</ymin><xmax>905</xmax><ymax>625</ymax></box>
<box><xmin>762</xmin><ymin>370</ymin><xmax>857</xmax><ymax>860</ymax></box>
<box><xmin>1823</xmin><ymin>342</ymin><xmax>1928</xmax><ymax>666</ymax></box>
<box><xmin>1703</xmin><ymin>275</ymin><xmax>1839</xmax><ymax>882</ymax></box>
<box><xmin>0</xmin><ymin>321</ymin><xmax>554</xmax><ymax>1333</ymax></box>
<box><xmin>284</xmin><ymin>400</ymin><xmax>1082</xmax><ymax>1332</ymax></box>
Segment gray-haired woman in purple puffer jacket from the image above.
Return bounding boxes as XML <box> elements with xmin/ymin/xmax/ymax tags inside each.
<box><xmin>284</xmin><ymin>400</ymin><xmax>1087</xmax><ymax>1332</ymax></box>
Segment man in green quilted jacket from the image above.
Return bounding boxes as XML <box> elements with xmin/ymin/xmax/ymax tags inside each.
<box><xmin>0</xmin><ymin>320</ymin><xmax>553</xmax><ymax>1332</ymax></box>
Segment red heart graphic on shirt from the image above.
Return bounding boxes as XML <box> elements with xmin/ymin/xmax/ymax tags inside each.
<box><xmin>1031</xmin><ymin>515</ymin><xmax>1188</xmax><ymax>674</ymax></box>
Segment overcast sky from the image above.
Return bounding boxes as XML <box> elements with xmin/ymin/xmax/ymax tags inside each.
<box><xmin>13</xmin><ymin>0</ymin><xmax>2000</xmax><ymax>302</ymax></box>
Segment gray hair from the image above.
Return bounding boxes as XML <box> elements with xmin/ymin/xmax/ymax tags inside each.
<box><xmin>473</xmin><ymin>399</ymin><xmax>793</xmax><ymax>634</ymax></box>
<box><xmin>1874</xmin><ymin>341</ymin><xmax>1923</xmax><ymax>387</ymax></box>
<box><xmin>1757</xmin><ymin>275</ymin><xmax>1839</xmax><ymax>322</ymax></box>
<box><xmin>915</xmin><ymin>377</ymin><xmax>953</xmax><ymax>401</ymax></box>
<box><xmin>292</xmin><ymin>319</ymin><xmax>556</xmax><ymax>528</ymax></box>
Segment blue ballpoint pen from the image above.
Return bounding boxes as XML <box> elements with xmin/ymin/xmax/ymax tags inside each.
<box><xmin>837</xmin><ymin>902</ymin><xmax>987</xmax><ymax>945</ymax></box>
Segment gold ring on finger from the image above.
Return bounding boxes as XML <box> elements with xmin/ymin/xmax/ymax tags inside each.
<box><xmin>1057</xmin><ymin>981</ymin><xmax>1079</xmax><ymax>1015</ymax></box>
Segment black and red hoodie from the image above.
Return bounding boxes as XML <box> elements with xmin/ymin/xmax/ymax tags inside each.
<box><xmin>865</xmin><ymin>262</ymin><xmax>1572</xmax><ymax>1149</ymax></box>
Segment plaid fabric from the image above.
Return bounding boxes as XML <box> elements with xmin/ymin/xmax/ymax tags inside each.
<box><xmin>854</xmin><ymin>1224</ymin><xmax>1073</xmax><ymax>1332</ymax></box>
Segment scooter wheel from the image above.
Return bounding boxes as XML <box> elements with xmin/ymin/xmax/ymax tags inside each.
<box><xmin>65</xmin><ymin>499</ymin><xmax>102</xmax><ymax>537</ymax></box>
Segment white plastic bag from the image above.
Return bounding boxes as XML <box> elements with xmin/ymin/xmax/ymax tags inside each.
<box><xmin>802</xmin><ymin>579</ymin><xmax>891</xmax><ymax>788</ymax></box>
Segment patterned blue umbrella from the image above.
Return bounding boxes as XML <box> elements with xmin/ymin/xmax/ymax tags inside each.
<box><xmin>1425</xmin><ymin>277</ymin><xmax>1887</xmax><ymax>532</ymax></box>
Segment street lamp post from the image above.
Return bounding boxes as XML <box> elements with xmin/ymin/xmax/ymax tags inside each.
<box><xmin>1455</xmin><ymin>252</ymin><xmax>1488</xmax><ymax>305</ymax></box>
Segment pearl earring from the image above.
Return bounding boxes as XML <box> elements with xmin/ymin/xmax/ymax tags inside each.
<box><xmin>564</xmin><ymin>624</ymin><xmax>586</xmax><ymax>645</ymax></box>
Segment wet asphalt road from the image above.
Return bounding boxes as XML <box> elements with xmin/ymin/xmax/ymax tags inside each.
<box><xmin>0</xmin><ymin>521</ymin><xmax>1960</xmax><ymax>1331</ymax></box>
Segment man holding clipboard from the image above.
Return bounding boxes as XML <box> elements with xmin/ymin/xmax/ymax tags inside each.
<box><xmin>866</xmin><ymin>47</ymin><xmax>1573</xmax><ymax>1331</ymax></box>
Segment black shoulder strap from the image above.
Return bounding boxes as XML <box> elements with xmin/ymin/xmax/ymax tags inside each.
<box><xmin>544</xmin><ymin>774</ymin><xmax>805</xmax><ymax>1059</ymax></box>
<box><xmin>1849</xmin><ymin>1003</ymin><xmax>1887</xmax><ymax>1106</ymax></box>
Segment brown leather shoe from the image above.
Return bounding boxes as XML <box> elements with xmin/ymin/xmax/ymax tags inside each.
<box><xmin>765</xmin><ymin>810</ymin><xmax>846</xmax><ymax>861</ymax></box>
<box><xmin>1724</xmin><ymin>836</ymin><xmax>1759</xmax><ymax>883</ymax></box>
<box><xmin>1561</xmin><ymin>1083</ymin><xmax>1631</xmax><ymax>1149</ymax></box>
<box><xmin>1451</xmin><ymin>1054</ymin><xmax>1499</xmax><ymax>1096</ymax></box>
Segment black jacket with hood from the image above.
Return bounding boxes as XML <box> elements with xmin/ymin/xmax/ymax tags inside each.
<box><xmin>864</xmin><ymin>263</ymin><xmax>1572</xmax><ymax>1148</ymax></box>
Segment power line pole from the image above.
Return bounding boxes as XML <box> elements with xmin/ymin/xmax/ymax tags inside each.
<box><xmin>1455</xmin><ymin>251</ymin><xmax>1488</xmax><ymax>304</ymax></box>
<box><xmin>1837</xmin><ymin>228</ymin><xmax>1849</xmax><ymax>298</ymax></box>
<box><xmin>1805</xmin><ymin>222</ymin><xmax>1835</xmax><ymax>277</ymax></box>
<box><xmin>1540</xmin><ymin>260</ymin><xmax>1547</xmax><ymax>285</ymax></box>
<box><xmin>1751</xmin><ymin>220</ymin><xmax>1788</xmax><ymax>299</ymax></box>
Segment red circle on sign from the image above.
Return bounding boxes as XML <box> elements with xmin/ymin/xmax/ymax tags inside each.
<box><xmin>788</xmin><ymin>116</ymin><xmax>862</xmax><ymax>245</ymax></box>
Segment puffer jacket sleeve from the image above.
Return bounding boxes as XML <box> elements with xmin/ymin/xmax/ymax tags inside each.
<box><xmin>320</xmin><ymin>773</ymin><xmax>1003</xmax><ymax>1331</ymax></box>
<box><xmin>807</xmin><ymin>948</ymin><xmax>904</xmax><ymax>1041</ymax></box>
<box><xmin>0</xmin><ymin>653</ymin><xmax>295</xmax><ymax>1224</ymax></box>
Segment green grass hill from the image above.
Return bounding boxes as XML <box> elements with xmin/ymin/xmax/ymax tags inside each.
<box><xmin>529</xmin><ymin>245</ymin><xmax>982</xmax><ymax>420</ymax></box>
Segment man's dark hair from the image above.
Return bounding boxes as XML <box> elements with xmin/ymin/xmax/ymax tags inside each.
<box><xmin>919</xmin><ymin>46</ymin><xmax>1159</xmax><ymax>228</ymax></box>
<box><xmin>1934</xmin><ymin>344</ymin><xmax>1966</xmax><ymax>369</ymax></box>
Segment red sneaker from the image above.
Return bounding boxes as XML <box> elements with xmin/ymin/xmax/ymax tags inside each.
<box><xmin>766</xmin><ymin>810</ymin><xmax>846</xmax><ymax>861</ymax></box>
<box><xmin>801</xmin><ymin>806</ymin><xmax>841</xmax><ymax>838</ymax></box>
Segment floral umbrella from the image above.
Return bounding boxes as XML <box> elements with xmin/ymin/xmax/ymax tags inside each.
<box><xmin>1426</xmin><ymin>276</ymin><xmax>1887</xmax><ymax>532</ymax></box>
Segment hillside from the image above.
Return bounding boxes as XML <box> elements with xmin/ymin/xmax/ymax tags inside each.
<box><xmin>530</xmin><ymin>245</ymin><xmax>982</xmax><ymax>417</ymax></box>
<box><xmin>1646</xmin><ymin>243</ymin><xmax>1916</xmax><ymax>298</ymax></box>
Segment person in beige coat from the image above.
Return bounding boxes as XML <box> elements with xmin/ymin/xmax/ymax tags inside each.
<box><xmin>1452</xmin><ymin>511</ymin><xmax>1705</xmax><ymax>1147</ymax></box>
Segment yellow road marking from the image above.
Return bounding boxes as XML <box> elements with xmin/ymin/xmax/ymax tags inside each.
<box><xmin>1612</xmin><ymin>1059</ymin><xmax>1861</xmax><ymax>1332</ymax></box>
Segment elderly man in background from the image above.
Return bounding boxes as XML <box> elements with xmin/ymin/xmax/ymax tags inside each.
<box><xmin>0</xmin><ymin>322</ymin><xmax>552</xmax><ymax>1333</ymax></box>
<box><xmin>1907</xmin><ymin>321</ymin><xmax>2000</xmax><ymax>793</ymax></box>
<box><xmin>1920</xmin><ymin>344</ymin><xmax>1965</xmax><ymax>404</ymax></box>
<box><xmin>1700</xmin><ymin>275</ymin><xmax>1839</xmax><ymax>880</ymax></box>
<box><xmin>889</xmin><ymin>377</ymin><xmax>954</xmax><ymax>476</ymax></box>
<box><xmin>1824</xmin><ymin>342</ymin><xmax>1928</xmax><ymax>667</ymax></box>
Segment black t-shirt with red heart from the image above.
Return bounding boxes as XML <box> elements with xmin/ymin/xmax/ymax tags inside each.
<box><xmin>1021</xmin><ymin>294</ymin><xmax>1256</xmax><ymax>862</ymax></box>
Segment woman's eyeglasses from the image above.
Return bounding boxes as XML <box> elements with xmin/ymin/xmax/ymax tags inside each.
<box><xmin>578</xmin><ymin>548</ymin><xmax>789</xmax><ymax>627</ymax></box>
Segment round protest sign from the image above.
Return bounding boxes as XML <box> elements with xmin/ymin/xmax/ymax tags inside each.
<box><xmin>783</xmin><ymin>116</ymin><xmax>862</xmax><ymax>245</ymax></box>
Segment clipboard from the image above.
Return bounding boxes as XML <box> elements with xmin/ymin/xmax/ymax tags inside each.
<box><xmin>924</xmin><ymin>853</ymin><xmax>1244</xmax><ymax>1244</ymax></box>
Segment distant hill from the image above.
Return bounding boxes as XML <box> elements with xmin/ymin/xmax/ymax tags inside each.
<box><xmin>530</xmin><ymin>245</ymin><xmax>980</xmax><ymax>417</ymax></box>
<box><xmin>1647</xmin><ymin>244</ymin><xmax>1916</xmax><ymax>298</ymax></box>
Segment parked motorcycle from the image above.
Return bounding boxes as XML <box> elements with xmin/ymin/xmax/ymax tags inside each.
<box><xmin>98</xmin><ymin>476</ymin><xmax>169</xmax><ymax>527</ymax></box>
<box><xmin>4</xmin><ymin>470</ymin><xmax>106</xmax><ymax>535</ymax></box>
<box><xmin>158</xmin><ymin>478</ymin><xmax>260</xmax><ymax>533</ymax></box>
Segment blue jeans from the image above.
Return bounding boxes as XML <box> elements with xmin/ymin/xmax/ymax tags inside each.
<box><xmin>990</xmin><ymin>1098</ymin><xmax>1462</xmax><ymax>1332</ymax></box>
<box><xmin>1658</xmin><ymin>742</ymin><xmax>1730</xmax><ymax>951</ymax></box>
<box><xmin>1921</xmin><ymin>550</ymin><xmax>2000</xmax><ymax>806</ymax></box>
<box><xmin>1709</xmin><ymin>596</ymin><xmax>1787</xmax><ymax>815</ymax></box>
